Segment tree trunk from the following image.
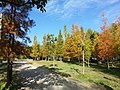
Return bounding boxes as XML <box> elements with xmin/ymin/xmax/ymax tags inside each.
<box><xmin>7</xmin><ymin>59</ymin><xmax>12</xmax><ymax>86</ymax></box>
<box><xmin>107</xmin><ymin>59</ymin><xmax>110</xmax><ymax>69</ymax></box>
<box><xmin>78</xmin><ymin>56</ymin><xmax>80</xmax><ymax>63</ymax></box>
<box><xmin>68</xmin><ymin>58</ymin><xmax>70</xmax><ymax>61</ymax></box>
<box><xmin>0</xmin><ymin>59</ymin><xmax>2</xmax><ymax>65</ymax></box>
<box><xmin>61</xmin><ymin>57</ymin><xmax>63</xmax><ymax>61</ymax></box>
<box><xmin>82</xmin><ymin>50</ymin><xmax>85</xmax><ymax>74</ymax></box>
<box><xmin>88</xmin><ymin>59</ymin><xmax>90</xmax><ymax>67</ymax></box>
<box><xmin>53</xmin><ymin>56</ymin><xmax>55</xmax><ymax>67</ymax></box>
<box><xmin>111</xmin><ymin>59</ymin><xmax>114</xmax><ymax>67</ymax></box>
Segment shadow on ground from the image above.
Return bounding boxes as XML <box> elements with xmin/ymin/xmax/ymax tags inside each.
<box><xmin>14</xmin><ymin>62</ymin><xmax>88</xmax><ymax>90</ymax></box>
<box><xmin>10</xmin><ymin>62</ymin><xmax>115</xmax><ymax>90</ymax></box>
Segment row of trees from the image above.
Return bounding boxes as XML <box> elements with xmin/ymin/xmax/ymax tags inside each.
<box><xmin>30</xmin><ymin>16</ymin><xmax>120</xmax><ymax>70</ymax></box>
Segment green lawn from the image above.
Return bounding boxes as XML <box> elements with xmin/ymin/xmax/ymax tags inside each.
<box><xmin>31</xmin><ymin>60</ymin><xmax>120</xmax><ymax>90</ymax></box>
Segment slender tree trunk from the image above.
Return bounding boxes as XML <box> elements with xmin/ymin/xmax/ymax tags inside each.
<box><xmin>7</xmin><ymin>59</ymin><xmax>12</xmax><ymax>86</ymax></box>
<box><xmin>68</xmin><ymin>58</ymin><xmax>70</xmax><ymax>61</ymax></box>
<box><xmin>0</xmin><ymin>59</ymin><xmax>2</xmax><ymax>65</ymax></box>
<box><xmin>53</xmin><ymin>56</ymin><xmax>55</xmax><ymax>67</ymax></box>
<box><xmin>88</xmin><ymin>59</ymin><xmax>90</xmax><ymax>67</ymax></box>
<box><xmin>78</xmin><ymin>56</ymin><xmax>80</xmax><ymax>63</ymax></box>
<box><xmin>107</xmin><ymin>59</ymin><xmax>110</xmax><ymax>70</ymax></box>
<box><xmin>111</xmin><ymin>59</ymin><xmax>114</xmax><ymax>67</ymax></box>
<box><xmin>82</xmin><ymin>50</ymin><xmax>85</xmax><ymax>74</ymax></box>
<box><xmin>61</xmin><ymin>57</ymin><xmax>63</xmax><ymax>61</ymax></box>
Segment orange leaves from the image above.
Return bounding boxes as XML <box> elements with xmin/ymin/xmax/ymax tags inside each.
<box><xmin>98</xmin><ymin>30</ymin><xmax>115</xmax><ymax>59</ymax></box>
<box><xmin>64</xmin><ymin>24</ymin><xmax>82</xmax><ymax>58</ymax></box>
<box><xmin>2</xmin><ymin>17</ymin><xmax>15</xmax><ymax>33</ymax></box>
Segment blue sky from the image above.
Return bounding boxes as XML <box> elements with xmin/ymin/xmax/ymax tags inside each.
<box><xmin>28</xmin><ymin>0</ymin><xmax>120</xmax><ymax>45</ymax></box>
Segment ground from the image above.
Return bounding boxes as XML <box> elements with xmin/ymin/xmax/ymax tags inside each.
<box><xmin>13</xmin><ymin>60</ymin><xmax>114</xmax><ymax>90</ymax></box>
<box><xmin>0</xmin><ymin>60</ymin><xmax>120</xmax><ymax>90</ymax></box>
<box><xmin>13</xmin><ymin>61</ymin><xmax>92</xmax><ymax>90</ymax></box>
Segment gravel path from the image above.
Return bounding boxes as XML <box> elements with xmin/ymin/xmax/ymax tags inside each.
<box><xmin>13</xmin><ymin>61</ymin><xmax>107</xmax><ymax>90</ymax></box>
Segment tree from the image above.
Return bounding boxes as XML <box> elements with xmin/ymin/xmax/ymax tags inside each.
<box><xmin>56</xmin><ymin>30</ymin><xmax>64</xmax><ymax>60</ymax></box>
<box><xmin>41</xmin><ymin>34</ymin><xmax>47</xmax><ymax>60</ymax></box>
<box><xmin>84</xmin><ymin>28</ymin><xmax>92</xmax><ymax>67</ymax></box>
<box><xmin>79</xmin><ymin>26</ymin><xmax>85</xmax><ymax>74</ymax></box>
<box><xmin>91</xmin><ymin>31</ymin><xmax>99</xmax><ymax>59</ymax></box>
<box><xmin>64</xmin><ymin>25</ymin><xmax>72</xmax><ymax>61</ymax></box>
<box><xmin>98</xmin><ymin>12</ymin><xmax>116</xmax><ymax>69</ymax></box>
<box><xmin>31</xmin><ymin>36</ymin><xmax>40</xmax><ymax>60</ymax></box>
<box><xmin>98</xmin><ymin>30</ymin><xmax>115</xmax><ymax>69</ymax></box>
<box><xmin>0</xmin><ymin>0</ymin><xmax>47</xmax><ymax>86</ymax></box>
<box><xmin>45</xmin><ymin>33</ymin><xmax>52</xmax><ymax>60</ymax></box>
<box><xmin>110</xmin><ymin>19</ymin><xmax>120</xmax><ymax>57</ymax></box>
<box><xmin>0</xmin><ymin>3</ymin><xmax>36</xmax><ymax>85</ymax></box>
<box><xmin>0</xmin><ymin>0</ymin><xmax>47</xmax><ymax>12</ymax></box>
<box><xmin>64</xmin><ymin>25</ymin><xmax>69</xmax><ymax>39</ymax></box>
<box><xmin>41</xmin><ymin>45</ymin><xmax>47</xmax><ymax>60</ymax></box>
<box><xmin>71</xmin><ymin>24</ymin><xmax>82</xmax><ymax>61</ymax></box>
<box><xmin>64</xmin><ymin>34</ymin><xmax>72</xmax><ymax>60</ymax></box>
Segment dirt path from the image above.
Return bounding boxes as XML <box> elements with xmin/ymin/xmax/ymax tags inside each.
<box><xmin>13</xmin><ymin>61</ymin><xmax>106</xmax><ymax>90</ymax></box>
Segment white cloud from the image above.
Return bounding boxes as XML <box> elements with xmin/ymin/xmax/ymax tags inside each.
<box><xmin>106</xmin><ymin>0</ymin><xmax>120</xmax><ymax>4</ymax></box>
<box><xmin>44</xmin><ymin>0</ymin><xmax>120</xmax><ymax>19</ymax></box>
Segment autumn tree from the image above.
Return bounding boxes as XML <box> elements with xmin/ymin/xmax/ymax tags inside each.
<box><xmin>84</xmin><ymin>28</ymin><xmax>92</xmax><ymax>67</ymax></box>
<box><xmin>71</xmin><ymin>24</ymin><xmax>82</xmax><ymax>61</ymax></box>
<box><xmin>56</xmin><ymin>30</ymin><xmax>64</xmax><ymax>61</ymax></box>
<box><xmin>91</xmin><ymin>31</ymin><xmax>99</xmax><ymax>59</ymax></box>
<box><xmin>98</xmin><ymin>12</ymin><xmax>116</xmax><ymax>69</ymax></box>
<box><xmin>110</xmin><ymin>18</ymin><xmax>120</xmax><ymax>57</ymax></box>
<box><xmin>64</xmin><ymin>34</ymin><xmax>72</xmax><ymax>61</ymax></box>
<box><xmin>64</xmin><ymin>25</ymin><xmax>69</xmax><ymax>39</ymax></box>
<box><xmin>41</xmin><ymin>34</ymin><xmax>47</xmax><ymax>60</ymax></box>
<box><xmin>0</xmin><ymin>0</ymin><xmax>47</xmax><ymax>86</ymax></box>
<box><xmin>45</xmin><ymin>34</ymin><xmax>52</xmax><ymax>60</ymax></box>
<box><xmin>63</xmin><ymin>25</ymin><xmax>72</xmax><ymax>61</ymax></box>
<box><xmin>79</xmin><ymin>26</ymin><xmax>85</xmax><ymax>74</ymax></box>
<box><xmin>31</xmin><ymin>36</ymin><xmax>40</xmax><ymax>60</ymax></box>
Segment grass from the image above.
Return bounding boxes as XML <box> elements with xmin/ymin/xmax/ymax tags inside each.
<box><xmin>0</xmin><ymin>63</ymin><xmax>7</xmax><ymax>90</ymax></box>
<box><xmin>29</xmin><ymin>60</ymin><xmax>120</xmax><ymax>90</ymax></box>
